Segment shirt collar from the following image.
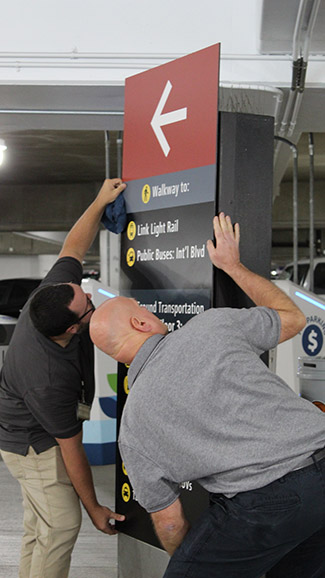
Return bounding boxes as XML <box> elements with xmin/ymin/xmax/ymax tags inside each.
<box><xmin>128</xmin><ymin>334</ymin><xmax>166</xmax><ymax>389</ymax></box>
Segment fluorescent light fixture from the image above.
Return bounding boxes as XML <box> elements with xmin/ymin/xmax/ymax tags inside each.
<box><xmin>98</xmin><ymin>288</ymin><xmax>117</xmax><ymax>299</ymax></box>
<box><xmin>295</xmin><ymin>290</ymin><xmax>325</xmax><ymax>311</ymax></box>
<box><xmin>0</xmin><ymin>139</ymin><xmax>7</xmax><ymax>166</ymax></box>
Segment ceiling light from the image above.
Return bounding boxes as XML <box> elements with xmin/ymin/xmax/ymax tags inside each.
<box><xmin>0</xmin><ymin>139</ymin><xmax>7</xmax><ymax>166</ymax></box>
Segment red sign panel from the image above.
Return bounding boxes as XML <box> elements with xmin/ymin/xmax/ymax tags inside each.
<box><xmin>123</xmin><ymin>44</ymin><xmax>220</xmax><ymax>181</ymax></box>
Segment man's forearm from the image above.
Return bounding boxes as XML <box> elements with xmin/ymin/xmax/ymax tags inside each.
<box><xmin>58</xmin><ymin>436</ymin><xmax>99</xmax><ymax>516</ymax></box>
<box><xmin>59</xmin><ymin>178</ymin><xmax>125</xmax><ymax>263</ymax></box>
<box><xmin>225</xmin><ymin>262</ymin><xmax>294</xmax><ymax>309</ymax></box>
<box><xmin>224</xmin><ymin>262</ymin><xmax>306</xmax><ymax>342</ymax></box>
<box><xmin>155</xmin><ymin>519</ymin><xmax>190</xmax><ymax>556</ymax></box>
<box><xmin>56</xmin><ymin>432</ymin><xmax>125</xmax><ymax>534</ymax></box>
<box><xmin>59</xmin><ymin>197</ymin><xmax>108</xmax><ymax>263</ymax></box>
<box><xmin>151</xmin><ymin>499</ymin><xmax>190</xmax><ymax>556</ymax></box>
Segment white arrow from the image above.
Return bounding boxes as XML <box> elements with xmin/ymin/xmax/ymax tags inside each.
<box><xmin>150</xmin><ymin>80</ymin><xmax>187</xmax><ymax>157</ymax></box>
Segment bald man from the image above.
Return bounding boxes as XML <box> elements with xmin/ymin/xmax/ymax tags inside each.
<box><xmin>90</xmin><ymin>214</ymin><xmax>325</xmax><ymax>578</ymax></box>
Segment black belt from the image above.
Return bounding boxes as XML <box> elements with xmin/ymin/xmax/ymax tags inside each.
<box><xmin>293</xmin><ymin>447</ymin><xmax>325</xmax><ymax>471</ymax></box>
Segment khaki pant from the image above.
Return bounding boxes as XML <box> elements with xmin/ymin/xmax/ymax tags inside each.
<box><xmin>1</xmin><ymin>445</ymin><xmax>81</xmax><ymax>578</ymax></box>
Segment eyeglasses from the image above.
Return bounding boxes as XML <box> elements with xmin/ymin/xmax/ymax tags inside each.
<box><xmin>77</xmin><ymin>296</ymin><xmax>95</xmax><ymax>323</ymax></box>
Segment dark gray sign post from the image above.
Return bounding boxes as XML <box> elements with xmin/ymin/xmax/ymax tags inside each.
<box><xmin>116</xmin><ymin>43</ymin><xmax>274</xmax><ymax>576</ymax></box>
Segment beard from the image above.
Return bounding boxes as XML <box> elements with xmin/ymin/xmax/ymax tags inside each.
<box><xmin>77</xmin><ymin>304</ymin><xmax>96</xmax><ymax>334</ymax></box>
<box><xmin>77</xmin><ymin>322</ymin><xmax>89</xmax><ymax>334</ymax></box>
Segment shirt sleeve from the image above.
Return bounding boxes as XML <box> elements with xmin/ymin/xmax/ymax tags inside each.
<box><xmin>234</xmin><ymin>307</ymin><xmax>281</xmax><ymax>354</ymax></box>
<box><xmin>40</xmin><ymin>256</ymin><xmax>83</xmax><ymax>288</ymax></box>
<box><xmin>119</xmin><ymin>441</ymin><xmax>180</xmax><ymax>513</ymax></box>
<box><xmin>24</xmin><ymin>384</ymin><xmax>82</xmax><ymax>439</ymax></box>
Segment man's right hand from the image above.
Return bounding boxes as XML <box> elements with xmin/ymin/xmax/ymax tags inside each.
<box><xmin>206</xmin><ymin>213</ymin><xmax>306</xmax><ymax>343</ymax></box>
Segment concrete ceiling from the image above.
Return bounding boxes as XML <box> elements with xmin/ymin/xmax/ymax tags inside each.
<box><xmin>0</xmin><ymin>0</ymin><xmax>324</xmax><ymax>264</ymax></box>
<box><xmin>0</xmin><ymin>129</ymin><xmax>115</xmax><ymax>185</ymax></box>
<box><xmin>260</xmin><ymin>0</ymin><xmax>325</xmax><ymax>55</ymax></box>
<box><xmin>0</xmin><ymin>124</ymin><xmax>323</xmax><ymax>188</ymax></box>
<box><xmin>0</xmin><ymin>89</ymin><xmax>323</xmax><ymax>258</ymax></box>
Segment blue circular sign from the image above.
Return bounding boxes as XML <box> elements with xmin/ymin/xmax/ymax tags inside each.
<box><xmin>302</xmin><ymin>324</ymin><xmax>323</xmax><ymax>356</ymax></box>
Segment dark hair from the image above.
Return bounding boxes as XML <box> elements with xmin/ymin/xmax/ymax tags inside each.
<box><xmin>29</xmin><ymin>284</ymin><xmax>79</xmax><ymax>337</ymax></box>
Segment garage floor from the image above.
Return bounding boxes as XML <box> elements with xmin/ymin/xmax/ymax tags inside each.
<box><xmin>0</xmin><ymin>458</ymin><xmax>118</xmax><ymax>578</ymax></box>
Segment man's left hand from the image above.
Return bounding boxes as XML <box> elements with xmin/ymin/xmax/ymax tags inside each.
<box><xmin>90</xmin><ymin>504</ymin><xmax>125</xmax><ymax>535</ymax></box>
<box><xmin>207</xmin><ymin>213</ymin><xmax>240</xmax><ymax>275</ymax></box>
<box><xmin>97</xmin><ymin>178</ymin><xmax>126</xmax><ymax>207</ymax></box>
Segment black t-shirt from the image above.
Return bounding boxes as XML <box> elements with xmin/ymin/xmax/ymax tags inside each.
<box><xmin>0</xmin><ymin>257</ymin><xmax>94</xmax><ymax>455</ymax></box>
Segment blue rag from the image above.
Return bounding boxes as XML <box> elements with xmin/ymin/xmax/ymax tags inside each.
<box><xmin>101</xmin><ymin>193</ymin><xmax>127</xmax><ymax>234</ymax></box>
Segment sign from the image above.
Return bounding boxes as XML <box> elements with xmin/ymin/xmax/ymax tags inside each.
<box><xmin>117</xmin><ymin>43</ymin><xmax>220</xmax><ymax>548</ymax></box>
<box><xmin>123</xmin><ymin>43</ymin><xmax>220</xmax><ymax>180</ymax></box>
<box><xmin>302</xmin><ymin>323</ymin><xmax>324</xmax><ymax>357</ymax></box>
<box><xmin>121</xmin><ymin>202</ymin><xmax>215</xmax><ymax>291</ymax></box>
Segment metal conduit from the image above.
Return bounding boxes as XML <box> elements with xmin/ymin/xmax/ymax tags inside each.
<box><xmin>104</xmin><ymin>131</ymin><xmax>110</xmax><ymax>178</ymax></box>
<box><xmin>0</xmin><ymin>109</ymin><xmax>123</xmax><ymax>116</ymax></box>
<box><xmin>275</xmin><ymin>0</ymin><xmax>321</xmax><ymax>155</ymax></box>
<box><xmin>309</xmin><ymin>132</ymin><xmax>315</xmax><ymax>292</ymax></box>
<box><xmin>116</xmin><ymin>132</ymin><xmax>123</xmax><ymax>179</ymax></box>
<box><xmin>274</xmin><ymin>136</ymin><xmax>299</xmax><ymax>284</ymax></box>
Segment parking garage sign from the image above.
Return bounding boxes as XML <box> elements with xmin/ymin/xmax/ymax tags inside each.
<box><xmin>117</xmin><ymin>43</ymin><xmax>220</xmax><ymax>549</ymax></box>
<box><xmin>123</xmin><ymin>43</ymin><xmax>220</xmax><ymax>181</ymax></box>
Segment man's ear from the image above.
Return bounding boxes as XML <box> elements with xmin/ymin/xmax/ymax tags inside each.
<box><xmin>131</xmin><ymin>316</ymin><xmax>152</xmax><ymax>333</ymax></box>
<box><xmin>65</xmin><ymin>324</ymin><xmax>79</xmax><ymax>335</ymax></box>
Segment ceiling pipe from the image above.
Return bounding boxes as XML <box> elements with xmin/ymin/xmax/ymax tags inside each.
<box><xmin>292</xmin><ymin>0</ymin><xmax>321</xmax><ymax>61</ymax></box>
<box><xmin>0</xmin><ymin>51</ymin><xmax>324</xmax><ymax>73</ymax></box>
<box><xmin>104</xmin><ymin>131</ymin><xmax>110</xmax><ymax>178</ymax></box>
<box><xmin>308</xmin><ymin>132</ymin><xmax>315</xmax><ymax>292</ymax></box>
<box><xmin>116</xmin><ymin>132</ymin><xmax>123</xmax><ymax>179</ymax></box>
<box><xmin>275</xmin><ymin>0</ymin><xmax>321</xmax><ymax>151</ymax></box>
<box><xmin>0</xmin><ymin>109</ymin><xmax>123</xmax><ymax>116</ymax></box>
<box><xmin>274</xmin><ymin>136</ymin><xmax>299</xmax><ymax>284</ymax></box>
<box><xmin>287</xmin><ymin>0</ymin><xmax>321</xmax><ymax>137</ymax></box>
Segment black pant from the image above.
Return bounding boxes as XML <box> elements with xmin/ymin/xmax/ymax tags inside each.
<box><xmin>164</xmin><ymin>456</ymin><xmax>325</xmax><ymax>578</ymax></box>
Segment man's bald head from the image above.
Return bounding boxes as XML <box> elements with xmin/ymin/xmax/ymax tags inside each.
<box><xmin>89</xmin><ymin>297</ymin><xmax>130</xmax><ymax>359</ymax></box>
<box><xmin>90</xmin><ymin>296</ymin><xmax>167</xmax><ymax>363</ymax></box>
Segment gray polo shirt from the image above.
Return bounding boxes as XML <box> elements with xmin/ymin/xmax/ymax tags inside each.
<box><xmin>119</xmin><ymin>306</ymin><xmax>325</xmax><ymax>513</ymax></box>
